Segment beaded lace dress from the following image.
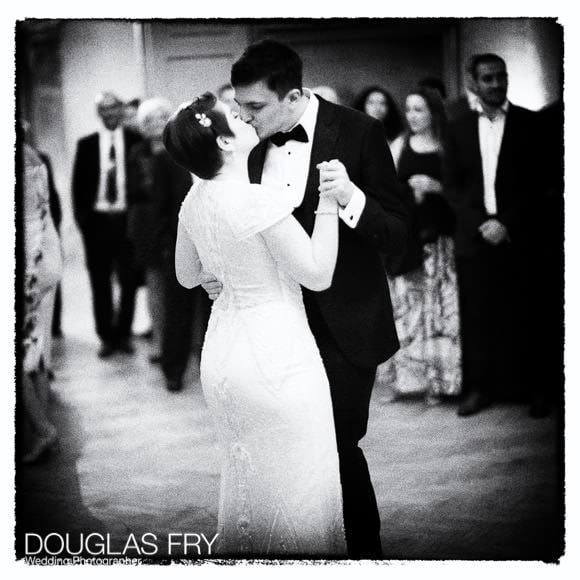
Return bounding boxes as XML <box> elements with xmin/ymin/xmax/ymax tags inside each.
<box><xmin>177</xmin><ymin>180</ymin><xmax>346</xmax><ymax>557</ymax></box>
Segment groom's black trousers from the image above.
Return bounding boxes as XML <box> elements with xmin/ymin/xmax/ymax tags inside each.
<box><xmin>304</xmin><ymin>294</ymin><xmax>382</xmax><ymax>559</ymax></box>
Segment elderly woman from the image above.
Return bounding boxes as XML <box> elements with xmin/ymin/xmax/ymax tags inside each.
<box><xmin>127</xmin><ymin>97</ymin><xmax>196</xmax><ymax>391</ymax></box>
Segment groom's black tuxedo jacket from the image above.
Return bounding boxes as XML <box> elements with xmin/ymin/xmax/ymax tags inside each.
<box><xmin>249</xmin><ymin>96</ymin><xmax>409</xmax><ymax>369</ymax></box>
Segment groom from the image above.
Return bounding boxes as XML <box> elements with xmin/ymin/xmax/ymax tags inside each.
<box><xmin>204</xmin><ymin>40</ymin><xmax>408</xmax><ymax>558</ymax></box>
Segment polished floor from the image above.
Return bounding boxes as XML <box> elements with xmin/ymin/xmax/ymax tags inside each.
<box><xmin>15</xmin><ymin>249</ymin><xmax>564</xmax><ymax>563</ymax></box>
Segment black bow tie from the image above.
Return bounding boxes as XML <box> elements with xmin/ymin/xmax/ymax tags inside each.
<box><xmin>269</xmin><ymin>124</ymin><xmax>308</xmax><ymax>147</ymax></box>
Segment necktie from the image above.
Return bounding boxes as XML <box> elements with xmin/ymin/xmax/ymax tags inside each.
<box><xmin>106</xmin><ymin>143</ymin><xmax>117</xmax><ymax>204</ymax></box>
<box><xmin>269</xmin><ymin>124</ymin><xmax>308</xmax><ymax>147</ymax></box>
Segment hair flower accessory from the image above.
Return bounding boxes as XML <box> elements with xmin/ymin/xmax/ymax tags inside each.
<box><xmin>195</xmin><ymin>112</ymin><xmax>212</xmax><ymax>128</ymax></box>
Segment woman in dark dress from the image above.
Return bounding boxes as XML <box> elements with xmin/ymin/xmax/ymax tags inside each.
<box><xmin>378</xmin><ymin>86</ymin><xmax>462</xmax><ymax>404</ymax></box>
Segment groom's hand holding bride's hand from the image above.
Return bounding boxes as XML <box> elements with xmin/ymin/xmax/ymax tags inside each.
<box><xmin>201</xmin><ymin>272</ymin><xmax>223</xmax><ymax>301</ymax></box>
<box><xmin>317</xmin><ymin>159</ymin><xmax>354</xmax><ymax>207</ymax></box>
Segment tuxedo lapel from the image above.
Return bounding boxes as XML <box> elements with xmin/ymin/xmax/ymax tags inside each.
<box><xmin>246</xmin><ymin>97</ymin><xmax>341</xmax><ymax>232</ymax></box>
<box><xmin>297</xmin><ymin>97</ymin><xmax>341</xmax><ymax>234</ymax></box>
<box><xmin>496</xmin><ymin>104</ymin><xmax>516</xmax><ymax>185</ymax></box>
<box><xmin>464</xmin><ymin>112</ymin><xmax>486</xmax><ymax>202</ymax></box>
<box><xmin>248</xmin><ymin>140</ymin><xmax>269</xmax><ymax>184</ymax></box>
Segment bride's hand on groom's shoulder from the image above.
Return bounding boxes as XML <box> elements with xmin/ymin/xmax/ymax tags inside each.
<box><xmin>317</xmin><ymin>159</ymin><xmax>354</xmax><ymax>207</ymax></box>
<box><xmin>200</xmin><ymin>273</ymin><xmax>223</xmax><ymax>300</ymax></box>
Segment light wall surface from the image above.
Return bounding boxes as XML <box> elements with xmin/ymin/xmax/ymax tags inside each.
<box><xmin>60</xmin><ymin>20</ymin><xmax>145</xmax><ymax>161</ymax></box>
<box><xmin>459</xmin><ymin>18</ymin><xmax>562</xmax><ymax>110</ymax></box>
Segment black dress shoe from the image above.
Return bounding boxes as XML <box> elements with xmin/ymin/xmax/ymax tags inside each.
<box><xmin>117</xmin><ymin>338</ymin><xmax>135</xmax><ymax>354</ymax></box>
<box><xmin>98</xmin><ymin>342</ymin><xmax>116</xmax><ymax>358</ymax></box>
<box><xmin>457</xmin><ymin>392</ymin><xmax>492</xmax><ymax>417</ymax></box>
<box><xmin>166</xmin><ymin>378</ymin><xmax>183</xmax><ymax>392</ymax></box>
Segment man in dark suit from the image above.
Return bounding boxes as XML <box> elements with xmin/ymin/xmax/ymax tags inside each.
<box><xmin>203</xmin><ymin>40</ymin><xmax>409</xmax><ymax>558</ymax></box>
<box><xmin>72</xmin><ymin>92</ymin><xmax>142</xmax><ymax>358</ymax></box>
<box><xmin>443</xmin><ymin>54</ymin><xmax>541</xmax><ymax>417</ymax></box>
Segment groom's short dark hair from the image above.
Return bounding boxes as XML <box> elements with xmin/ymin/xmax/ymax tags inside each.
<box><xmin>231</xmin><ymin>39</ymin><xmax>303</xmax><ymax>100</ymax></box>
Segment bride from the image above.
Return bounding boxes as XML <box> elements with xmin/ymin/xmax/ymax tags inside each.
<box><xmin>163</xmin><ymin>92</ymin><xmax>346</xmax><ymax>557</ymax></box>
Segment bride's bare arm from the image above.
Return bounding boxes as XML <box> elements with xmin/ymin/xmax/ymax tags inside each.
<box><xmin>175</xmin><ymin>221</ymin><xmax>203</xmax><ymax>288</ymax></box>
<box><xmin>261</xmin><ymin>195</ymin><xmax>339</xmax><ymax>292</ymax></box>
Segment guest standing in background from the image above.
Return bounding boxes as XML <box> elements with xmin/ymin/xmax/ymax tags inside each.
<box><xmin>41</xmin><ymin>152</ymin><xmax>64</xmax><ymax>344</ymax></box>
<box><xmin>418</xmin><ymin>77</ymin><xmax>447</xmax><ymax>101</ymax></box>
<box><xmin>354</xmin><ymin>85</ymin><xmax>403</xmax><ymax>151</ymax></box>
<box><xmin>21</xmin><ymin>141</ymin><xmax>63</xmax><ymax>463</ymax></box>
<box><xmin>380</xmin><ymin>86</ymin><xmax>461</xmax><ymax>405</ymax></box>
<box><xmin>443</xmin><ymin>54</ymin><xmax>540</xmax><ymax>417</ymax></box>
<box><xmin>22</xmin><ymin>120</ymin><xmax>64</xmax><ymax>372</ymax></box>
<box><xmin>446</xmin><ymin>67</ymin><xmax>480</xmax><ymax>123</ymax></box>
<box><xmin>37</xmin><ymin>152</ymin><xmax>62</xmax><ymax>378</ymax></box>
<box><xmin>123</xmin><ymin>98</ymin><xmax>142</xmax><ymax>132</ymax></box>
<box><xmin>127</xmin><ymin>98</ymin><xmax>174</xmax><ymax>363</ymax></box>
<box><xmin>72</xmin><ymin>92</ymin><xmax>142</xmax><ymax>358</ymax></box>
<box><xmin>128</xmin><ymin>97</ymin><xmax>199</xmax><ymax>392</ymax></box>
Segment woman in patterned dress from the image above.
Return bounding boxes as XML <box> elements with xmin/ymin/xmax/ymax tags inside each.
<box><xmin>21</xmin><ymin>142</ymin><xmax>63</xmax><ymax>462</ymax></box>
<box><xmin>379</xmin><ymin>86</ymin><xmax>462</xmax><ymax>405</ymax></box>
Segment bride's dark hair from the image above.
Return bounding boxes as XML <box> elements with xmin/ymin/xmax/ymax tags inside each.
<box><xmin>163</xmin><ymin>92</ymin><xmax>234</xmax><ymax>179</ymax></box>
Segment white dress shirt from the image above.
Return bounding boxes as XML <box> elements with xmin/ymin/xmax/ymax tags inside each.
<box><xmin>94</xmin><ymin>126</ymin><xmax>128</xmax><ymax>213</ymax></box>
<box><xmin>261</xmin><ymin>89</ymin><xmax>366</xmax><ymax>229</ymax></box>
<box><xmin>477</xmin><ymin>100</ymin><xmax>509</xmax><ymax>216</ymax></box>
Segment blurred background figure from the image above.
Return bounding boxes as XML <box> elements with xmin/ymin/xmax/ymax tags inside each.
<box><xmin>444</xmin><ymin>54</ymin><xmax>541</xmax><ymax>417</ymax></box>
<box><xmin>446</xmin><ymin>66</ymin><xmax>480</xmax><ymax>122</ymax></box>
<box><xmin>128</xmin><ymin>97</ymin><xmax>197</xmax><ymax>392</ymax></box>
<box><xmin>217</xmin><ymin>83</ymin><xmax>236</xmax><ymax>111</ymax></box>
<box><xmin>313</xmin><ymin>85</ymin><xmax>340</xmax><ymax>104</ymax></box>
<box><xmin>380</xmin><ymin>86</ymin><xmax>461</xmax><ymax>405</ymax></box>
<box><xmin>123</xmin><ymin>97</ymin><xmax>142</xmax><ymax>131</ymax></box>
<box><xmin>22</xmin><ymin>119</ymin><xmax>64</xmax><ymax>375</ymax></box>
<box><xmin>418</xmin><ymin>77</ymin><xmax>447</xmax><ymax>101</ymax></box>
<box><xmin>43</xmin><ymin>152</ymin><xmax>64</xmax><ymax>345</ymax></box>
<box><xmin>127</xmin><ymin>97</ymin><xmax>174</xmax><ymax>363</ymax></box>
<box><xmin>21</xmin><ymin>139</ymin><xmax>63</xmax><ymax>463</ymax></box>
<box><xmin>354</xmin><ymin>85</ymin><xmax>403</xmax><ymax>150</ymax></box>
<box><xmin>72</xmin><ymin>91</ymin><xmax>143</xmax><ymax>358</ymax></box>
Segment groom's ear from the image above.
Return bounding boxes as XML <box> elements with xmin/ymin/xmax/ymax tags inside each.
<box><xmin>216</xmin><ymin>134</ymin><xmax>234</xmax><ymax>152</ymax></box>
<box><xmin>286</xmin><ymin>88</ymin><xmax>302</xmax><ymax>104</ymax></box>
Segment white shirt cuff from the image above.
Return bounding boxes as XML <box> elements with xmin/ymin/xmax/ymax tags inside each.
<box><xmin>339</xmin><ymin>185</ymin><xmax>366</xmax><ymax>228</ymax></box>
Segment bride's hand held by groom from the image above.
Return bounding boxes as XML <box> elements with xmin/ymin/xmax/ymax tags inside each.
<box><xmin>201</xmin><ymin>159</ymin><xmax>347</xmax><ymax>302</ymax></box>
<box><xmin>317</xmin><ymin>159</ymin><xmax>353</xmax><ymax>208</ymax></box>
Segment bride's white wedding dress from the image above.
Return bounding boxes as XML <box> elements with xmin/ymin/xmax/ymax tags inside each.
<box><xmin>177</xmin><ymin>180</ymin><xmax>346</xmax><ymax>557</ymax></box>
